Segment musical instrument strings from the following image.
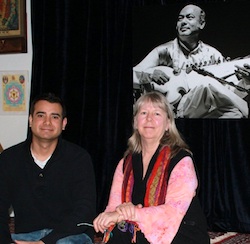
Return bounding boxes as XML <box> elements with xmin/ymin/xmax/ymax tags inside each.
<box><xmin>191</xmin><ymin>65</ymin><xmax>250</xmax><ymax>93</ymax></box>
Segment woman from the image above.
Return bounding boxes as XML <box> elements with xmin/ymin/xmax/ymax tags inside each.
<box><xmin>93</xmin><ymin>92</ymin><xmax>210</xmax><ymax>243</ymax></box>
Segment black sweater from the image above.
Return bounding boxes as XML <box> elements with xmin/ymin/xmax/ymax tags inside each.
<box><xmin>0</xmin><ymin>137</ymin><xmax>96</xmax><ymax>244</ymax></box>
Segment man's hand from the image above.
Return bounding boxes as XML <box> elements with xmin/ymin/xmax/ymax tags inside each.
<box><xmin>151</xmin><ymin>69</ymin><xmax>170</xmax><ymax>85</ymax></box>
<box><xmin>15</xmin><ymin>241</ymin><xmax>44</xmax><ymax>244</ymax></box>
<box><xmin>235</xmin><ymin>64</ymin><xmax>250</xmax><ymax>83</ymax></box>
<box><xmin>139</xmin><ymin>70</ymin><xmax>170</xmax><ymax>86</ymax></box>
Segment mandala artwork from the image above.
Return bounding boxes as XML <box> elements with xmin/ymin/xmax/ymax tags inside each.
<box><xmin>2</xmin><ymin>74</ymin><xmax>26</xmax><ymax>112</ymax></box>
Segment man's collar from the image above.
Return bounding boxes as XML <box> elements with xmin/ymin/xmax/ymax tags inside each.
<box><xmin>26</xmin><ymin>134</ymin><xmax>63</xmax><ymax>153</ymax></box>
<box><xmin>178</xmin><ymin>39</ymin><xmax>202</xmax><ymax>54</ymax></box>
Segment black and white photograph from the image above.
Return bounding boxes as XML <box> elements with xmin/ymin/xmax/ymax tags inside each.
<box><xmin>133</xmin><ymin>1</ymin><xmax>250</xmax><ymax>119</ymax></box>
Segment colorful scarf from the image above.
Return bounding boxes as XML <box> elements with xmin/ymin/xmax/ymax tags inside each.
<box><xmin>122</xmin><ymin>146</ymin><xmax>171</xmax><ymax>207</ymax></box>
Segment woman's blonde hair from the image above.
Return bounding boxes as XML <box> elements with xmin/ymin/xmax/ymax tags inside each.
<box><xmin>125</xmin><ymin>91</ymin><xmax>190</xmax><ymax>158</ymax></box>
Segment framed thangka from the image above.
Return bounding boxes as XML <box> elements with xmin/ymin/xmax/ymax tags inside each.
<box><xmin>0</xmin><ymin>0</ymin><xmax>27</xmax><ymax>54</ymax></box>
<box><xmin>132</xmin><ymin>1</ymin><xmax>250</xmax><ymax>118</ymax></box>
<box><xmin>0</xmin><ymin>70</ymin><xmax>29</xmax><ymax>115</ymax></box>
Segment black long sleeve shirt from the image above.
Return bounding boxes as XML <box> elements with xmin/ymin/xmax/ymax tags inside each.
<box><xmin>0</xmin><ymin>137</ymin><xmax>96</xmax><ymax>244</ymax></box>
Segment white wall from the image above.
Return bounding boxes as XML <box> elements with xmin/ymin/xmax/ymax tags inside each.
<box><xmin>0</xmin><ymin>0</ymin><xmax>32</xmax><ymax>150</ymax></box>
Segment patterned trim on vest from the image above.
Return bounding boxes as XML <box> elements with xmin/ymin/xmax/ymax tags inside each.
<box><xmin>122</xmin><ymin>146</ymin><xmax>171</xmax><ymax>207</ymax></box>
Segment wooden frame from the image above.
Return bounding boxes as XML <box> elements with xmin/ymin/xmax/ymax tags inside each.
<box><xmin>0</xmin><ymin>0</ymin><xmax>27</xmax><ymax>54</ymax></box>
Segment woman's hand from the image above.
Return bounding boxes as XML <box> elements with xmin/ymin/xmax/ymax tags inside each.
<box><xmin>93</xmin><ymin>211</ymin><xmax>120</xmax><ymax>233</ymax></box>
<box><xmin>93</xmin><ymin>203</ymin><xmax>143</xmax><ymax>233</ymax></box>
<box><xmin>115</xmin><ymin>202</ymin><xmax>142</xmax><ymax>222</ymax></box>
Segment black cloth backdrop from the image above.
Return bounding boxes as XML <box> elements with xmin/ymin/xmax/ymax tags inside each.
<box><xmin>30</xmin><ymin>0</ymin><xmax>250</xmax><ymax>233</ymax></box>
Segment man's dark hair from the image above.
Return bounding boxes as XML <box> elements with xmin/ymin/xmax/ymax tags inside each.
<box><xmin>29</xmin><ymin>92</ymin><xmax>67</xmax><ymax>118</ymax></box>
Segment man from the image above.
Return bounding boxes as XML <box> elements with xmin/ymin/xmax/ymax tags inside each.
<box><xmin>0</xmin><ymin>93</ymin><xmax>96</xmax><ymax>244</ymax></box>
<box><xmin>133</xmin><ymin>4</ymin><xmax>248</xmax><ymax>118</ymax></box>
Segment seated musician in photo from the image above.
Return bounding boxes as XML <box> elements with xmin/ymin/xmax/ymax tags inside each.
<box><xmin>133</xmin><ymin>4</ymin><xmax>248</xmax><ymax>118</ymax></box>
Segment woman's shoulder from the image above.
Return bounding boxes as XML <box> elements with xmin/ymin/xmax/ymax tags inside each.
<box><xmin>168</xmin><ymin>149</ymin><xmax>193</xmax><ymax>173</ymax></box>
<box><xmin>174</xmin><ymin>149</ymin><xmax>192</xmax><ymax>160</ymax></box>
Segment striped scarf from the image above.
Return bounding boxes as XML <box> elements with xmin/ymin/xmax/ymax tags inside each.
<box><xmin>122</xmin><ymin>146</ymin><xmax>171</xmax><ymax>207</ymax></box>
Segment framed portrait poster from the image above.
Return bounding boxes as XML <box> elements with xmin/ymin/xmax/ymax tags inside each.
<box><xmin>132</xmin><ymin>1</ymin><xmax>250</xmax><ymax>119</ymax></box>
<box><xmin>0</xmin><ymin>0</ymin><xmax>27</xmax><ymax>54</ymax></box>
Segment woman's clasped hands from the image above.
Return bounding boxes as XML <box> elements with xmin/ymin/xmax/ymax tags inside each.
<box><xmin>93</xmin><ymin>202</ymin><xmax>142</xmax><ymax>233</ymax></box>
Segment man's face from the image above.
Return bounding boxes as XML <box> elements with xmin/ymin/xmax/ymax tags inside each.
<box><xmin>29</xmin><ymin>100</ymin><xmax>67</xmax><ymax>142</ymax></box>
<box><xmin>176</xmin><ymin>5</ymin><xmax>205</xmax><ymax>37</ymax></box>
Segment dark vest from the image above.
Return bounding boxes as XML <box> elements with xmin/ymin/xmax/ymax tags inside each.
<box><xmin>169</xmin><ymin>150</ymin><xmax>210</xmax><ymax>244</ymax></box>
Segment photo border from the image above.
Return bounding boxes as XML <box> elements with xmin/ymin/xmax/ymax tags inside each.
<box><xmin>132</xmin><ymin>1</ymin><xmax>250</xmax><ymax>119</ymax></box>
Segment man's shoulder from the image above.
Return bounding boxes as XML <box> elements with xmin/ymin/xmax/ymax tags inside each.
<box><xmin>58</xmin><ymin>139</ymin><xmax>93</xmax><ymax>168</ymax></box>
<box><xmin>0</xmin><ymin>141</ymin><xmax>27</xmax><ymax>169</ymax></box>
<box><xmin>60</xmin><ymin>139</ymin><xmax>90</xmax><ymax>157</ymax></box>
<box><xmin>199</xmin><ymin>41</ymin><xmax>223</xmax><ymax>56</ymax></box>
<box><xmin>156</xmin><ymin>38</ymin><xmax>176</xmax><ymax>49</ymax></box>
<box><xmin>0</xmin><ymin>140</ymin><xmax>27</xmax><ymax>156</ymax></box>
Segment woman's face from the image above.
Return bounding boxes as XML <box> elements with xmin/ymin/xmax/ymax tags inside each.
<box><xmin>134</xmin><ymin>101</ymin><xmax>170</xmax><ymax>143</ymax></box>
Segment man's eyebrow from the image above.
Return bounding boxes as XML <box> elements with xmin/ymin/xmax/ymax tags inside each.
<box><xmin>35</xmin><ymin>111</ymin><xmax>45</xmax><ymax>114</ymax></box>
<box><xmin>51</xmin><ymin>113</ymin><xmax>62</xmax><ymax>117</ymax></box>
<box><xmin>35</xmin><ymin>111</ymin><xmax>61</xmax><ymax>117</ymax></box>
<box><xmin>178</xmin><ymin>13</ymin><xmax>195</xmax><ymax>18</ymax></box>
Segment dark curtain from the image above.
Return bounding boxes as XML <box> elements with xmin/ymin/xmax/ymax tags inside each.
<box><xmin>30</xmin><ymin>0</ymin><xmax>250</xmax><ymax>233</ymax></box>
